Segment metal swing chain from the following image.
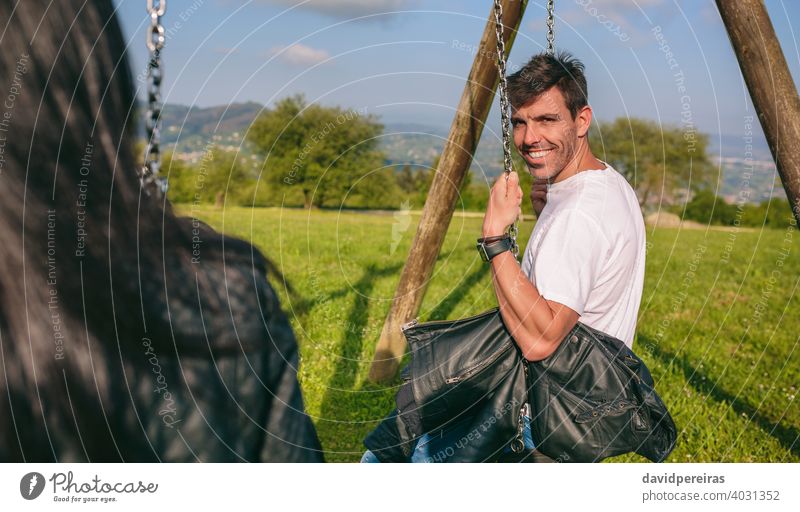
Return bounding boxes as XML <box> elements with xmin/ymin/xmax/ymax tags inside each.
<box><xmin>492</xmin><ymin>0</ymin><xmax>555</xmax><ymax>259</ymax></box>
<box><xmin>492</xmin><ymin>2</ymin><xmax>556</xmax><ymax>453</ymax></box>
<box><xmin>492</xmin><ymin>0</ymin><xmax>519</xmax><ymax>258</ymax></box>
<box><xmin>546</xmin><ymin>0</ymin><xmax>555</xmax><ymax>56</ymax></box>
<box><xmin>142</xmin><ymin>0</ymin><xmax>167</xmax><ymax>196</ymax></box>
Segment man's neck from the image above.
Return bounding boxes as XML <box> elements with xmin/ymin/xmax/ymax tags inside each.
<box><xmin>551</xmin><ymin>141</ymin><xmax>604</xmax><ymax>184</ymax></box>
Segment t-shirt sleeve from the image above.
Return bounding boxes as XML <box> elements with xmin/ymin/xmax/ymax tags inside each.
<box><xmin>530</xmin><ymin>209</ymin><xmax>609</xmax><ymax>316</ymax></box>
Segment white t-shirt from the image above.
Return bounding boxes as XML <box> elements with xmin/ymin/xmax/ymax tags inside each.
<box><xmin>520</xmin><ymin>164</ymin><xmax>645</xmax><ymax>348</ymax></box>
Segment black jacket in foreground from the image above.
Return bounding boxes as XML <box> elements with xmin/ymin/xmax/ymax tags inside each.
<box><xmin>365</xmin><ymin>308</ymin><xmax>676</xmax><ymax>463</ymax></box>
<box><xmin>1</xmin><ymin>219</ymin><xmax>323</xmax><ymax>463</ymax></box>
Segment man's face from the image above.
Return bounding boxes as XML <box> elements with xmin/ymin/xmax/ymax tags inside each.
<box><xmin>511</xmin><ymin>87</ymin><xmax>582</xmax><ymax>181</ymax></box>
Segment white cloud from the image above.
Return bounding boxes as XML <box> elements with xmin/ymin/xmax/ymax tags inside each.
<box><xmin>258</xmin><ymin>0</ymin><xmax>415</xmax><ymax>20</ymax></box>
<box><xmin>271</xmin><ymin>43</ymin><xmax>330</xmax><ymax>65</ymax></box>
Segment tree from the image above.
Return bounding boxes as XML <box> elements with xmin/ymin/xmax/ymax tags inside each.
<box><xmin>589</xmin><ymin>118</ymin><xmax>714</xmax><ymax>210</ymax></box>
<box><xmin>343</xmin><ymin>166</ymin><xmax>403</xmax><ymax>209</ymax></box>
<box><xmin>247</xmin><ymin>94</ymin><xmax>385</xmax><ymax>209</ymax></box>
<box><xmin>163</xmin><ymin>151</ymin><xmax>195</xmax><ymax>204</ymax></box>
<box><xmin>680</xmin><ymin>189</ymin><xmax>737</xmax><ymax>225</ymax></box>
<box><xmin>395</xmin><ymin>164</ymin><xmax>416</xmax><ymax>194</ymax></box>
<box><xmin>731</xmin><ymin>197</ymin><xmax>792</xmax><ymax>228</ymax></box>
<box><xmin>164</xmin><ymin>148</ymin><xmax>254</xmax><ymax>206</ymax></box>
<box><xmin>413</xmin><ymin>157</ymin><xmax>437</xmax><ymax>205</ymax></box>
<box><xmin>202</xmin><ymin>150</ymin><xmax>254</xmax><ymax>205</ymax></box>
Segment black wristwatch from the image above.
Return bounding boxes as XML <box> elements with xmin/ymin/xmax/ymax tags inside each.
<box><xmin>477</xmin><ymin>234</ymin><xmax>515</xmax><ymax>262</ymax></box>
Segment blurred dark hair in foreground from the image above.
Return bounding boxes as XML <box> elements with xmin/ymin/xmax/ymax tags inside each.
<box><xmin>0</xmin><ymin>0</ymin><xmax>322</xmax><ymax>462</ymax></box>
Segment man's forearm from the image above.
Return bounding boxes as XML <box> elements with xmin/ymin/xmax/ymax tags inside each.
<box><xmin>488</xmin><ymin>251</ymin><xmax>566</xmax><ymax>360</ymax></box>
<box><xmin>490</xmin><ymin>262</ymin><xmax>527</xmax><ymax>341</ymax></box>
<box><xmin>480</xmin><ymin>170</ymin><xmax>572</xmax><ymax>359</ymax></box>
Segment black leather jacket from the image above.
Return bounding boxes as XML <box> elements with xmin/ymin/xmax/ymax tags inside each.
<box><xmin>125</xmin><ymin>223</ymin><xmax>325</xmax><ymax>462</ymax></box>
<box><xmin>2</xmin><ymin>220</ymin><xmax>323</xmax><ymax>463</ymax></box>
<box><xmin>365</xmin><ymin>308</ymin><xmax>676</xmax><ymax>463</ymax></box>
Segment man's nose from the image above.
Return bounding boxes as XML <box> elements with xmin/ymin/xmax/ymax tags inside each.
<box><xmin>523</xmin><ymin>124</ymin><xmax>542</xmax><ymax>146</ymax></box>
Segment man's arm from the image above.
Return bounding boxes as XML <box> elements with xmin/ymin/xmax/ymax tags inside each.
<box><xmin>489</xmin><ymin>251</ymin><xmax>578</xmax><ymax>361</ymax></box>
<box><xmin>482</xmin><ymin>172</ymin><xmax>579</xmax><ymax>361</ymax></box>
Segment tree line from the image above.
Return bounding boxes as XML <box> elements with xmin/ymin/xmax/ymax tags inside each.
<box><xmin>162</xmin><ymin>94</ymin><xmax>791</xmax><ymax>229</ymax></box>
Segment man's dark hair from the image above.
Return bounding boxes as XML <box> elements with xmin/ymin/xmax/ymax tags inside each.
<box><xmin>507</xmin><ymin>51</ymin><xmax>588</xmax><ymax>118</ymax></box>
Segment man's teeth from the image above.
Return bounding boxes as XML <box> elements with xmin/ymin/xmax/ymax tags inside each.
<box><xmin>528</xmin><ymin>149</ymin><xmax>553</xmax><ymax>158</ymax></box>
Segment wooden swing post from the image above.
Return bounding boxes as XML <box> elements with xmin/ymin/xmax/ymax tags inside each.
<box><xmin>716</xmin><ymin>0</ymin><xmax>800</xmax><ymax>225</ymax></box>
<box><xmin>368</xmin><ymin>0</ymin><xmax>528</xmax><ymax>382</ymax></box>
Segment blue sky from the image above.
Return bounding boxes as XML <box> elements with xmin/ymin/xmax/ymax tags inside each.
<box><xmin>113</xmin><ymin>0</ymin><xmax>800</xmax><ymax>139</ymax></box>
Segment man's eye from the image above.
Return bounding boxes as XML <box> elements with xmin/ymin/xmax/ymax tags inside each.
<box><xmin>511</xmin><ymin>119</ymin><xmax>523</xmax><ymax>126</ymax></box>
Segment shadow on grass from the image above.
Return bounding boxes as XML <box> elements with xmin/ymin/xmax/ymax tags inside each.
<box><xmin>278</xmin><ymin>282</ymin><xmax>354</xmax><ymax>320</ymax></box>
<box><xmin>427</xmin><ymin>263</ymin><xmax>490</xmax><ymax>321</ymax></box>
<box><xmin>317</xmin><ymin>263</ymin><xmax>402</xmax><ymax>458</ymax></box>
<box><xmin>316</xmin><ymin>260</ymin><xmax>495</xmax><ymax>460</ymax></box>
<box><xmin>641</xmin><ymin>334</ymin><xmax>800</xmax><ymax>459</ymax></box>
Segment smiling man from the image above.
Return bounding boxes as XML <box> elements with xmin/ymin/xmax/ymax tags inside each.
<box><xmin>362</xmin><ymin>52</ymin><xmax>647</xmax><ymax>464</ymax></box>
<box><xmin>481</xmin><ymin>51</ymin><xmax>646</xmax><ymax>362</ymax></box>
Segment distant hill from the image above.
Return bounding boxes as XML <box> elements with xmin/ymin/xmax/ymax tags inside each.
<box><xmin>142</xmin><ymin>102</ymin><xmax>783</xmax><ymax>203</ymax></box>
<box><xmin>142</xmin><ymin>101</ymin><xmax>509</xmax><ymax>175</ymax></box>
<box><xmin>708</xmin><ymin>132</ymin><xmax>773</xmax><ymax>162</ymax></box>
<box><xmin>157</xmin><ymin>101</ymin><xmax>264</xmax><ymax>144</ymax></box>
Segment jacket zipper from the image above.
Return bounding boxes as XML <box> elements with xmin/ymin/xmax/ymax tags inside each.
<box><xmin>511</xmin><ymin>402</ymin><xmax>528</xmax><ymax>453</ymax></box>
<box><xmin>509</xmin><ymin>363</ymin><xmax>532</xmax><ymax>452</ymax></box>
<box><xmin>579</xmin><ymin>326</ymin><xmax>642</xmax><ymax>384</ymax></box>
<box><xmin>443</xmin><ymin>341</ymin><xmax>513</xmax><ymax>384</ymax></box>
<box><xmin>400</xmin><ymin>308</ymin><xmax>500</xmax><ymax>332</ymax></box>
<box><xmin>401</xmin><ymin>318</ymin><xmax>419</xmax><ymax>331</ymax></box>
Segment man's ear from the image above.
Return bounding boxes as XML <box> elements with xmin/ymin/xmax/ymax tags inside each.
<box><xmin>575</xmin><ymin>105</ymin><xmax>593</xmax><ymax>138</ymax></box>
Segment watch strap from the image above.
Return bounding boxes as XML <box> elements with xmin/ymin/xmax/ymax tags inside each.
<box><xmin>477</xmin><ymin>236</ymin><xmax>514</xmax><ymax>262</ymax></box>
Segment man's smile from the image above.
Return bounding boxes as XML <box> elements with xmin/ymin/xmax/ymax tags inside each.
<box><xmin>526</xmin><ymin>148</ymin><xmax>555</xmax><ymax>159</ymax></box>
<box><xmin>522</xmin><ymin>146</ymin><xmax>557</xmax><ymax>163</ymax></box>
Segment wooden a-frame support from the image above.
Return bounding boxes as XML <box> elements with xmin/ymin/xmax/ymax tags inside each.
<box><xmin>716</xmin><ymin>0</ymin><xmax>800</xmax><ymax>224</ymax></box>
<box><xmin>370</xmin><ymin>0</ymin><xmax>800</xmax><ymax>383</ymax></box>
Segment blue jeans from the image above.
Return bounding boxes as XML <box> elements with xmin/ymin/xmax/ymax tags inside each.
<box><xmin>360</xmin><ymin>413</ymin><xmax>535</xmax><ymax>463</ymax></box>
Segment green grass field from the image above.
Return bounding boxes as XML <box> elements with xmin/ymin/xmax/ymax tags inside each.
<box><xmin>184</xmin><ymin>205</ymin><xmax>799</xmax><ymax>462</ymax></box>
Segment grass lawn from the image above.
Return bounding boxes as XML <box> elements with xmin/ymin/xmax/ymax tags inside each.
<box><xmin>183</xmin><ymin>205</ymin><xmax>799</xmax><ymax>462</ymax></box>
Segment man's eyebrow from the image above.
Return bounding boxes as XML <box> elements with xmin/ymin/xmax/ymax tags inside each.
<box><xmin>510</xmin><ymin>113</ymin><xmax>561</xmax><ymax>122</ymax></box>
<box><xmin>533</xmin><ymin>113</ymin><xmax>560</xmax><ymax>121</ymax></box>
